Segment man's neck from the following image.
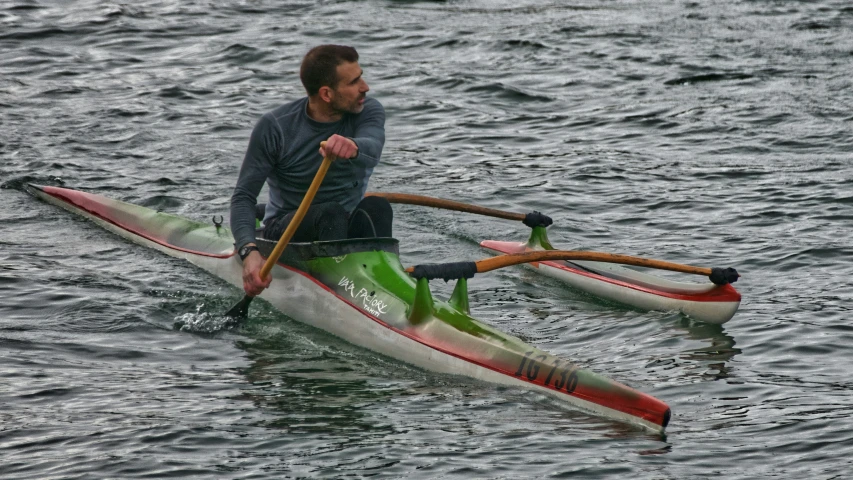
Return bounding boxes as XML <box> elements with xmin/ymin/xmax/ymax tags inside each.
<box><xmin>306</xmin><ymin>98</ymin><xmax>342</xmax><ymax>123</ymax></box>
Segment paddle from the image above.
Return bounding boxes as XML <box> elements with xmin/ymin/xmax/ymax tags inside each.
<box><xmin>407</xmin><ymin>250</ymin><xmax>740</xmax><ymax>285</ymax></box>
<box><xmin>224</xmin><ymin>142</ymin><xmax>336</xmax><ymax>321</ymax></box>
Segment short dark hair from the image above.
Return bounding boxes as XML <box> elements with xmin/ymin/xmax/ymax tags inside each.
<box><xmin>300</xmin><ymin>45</ymin><xmax>359</xmax><ymax>96</ymax></box>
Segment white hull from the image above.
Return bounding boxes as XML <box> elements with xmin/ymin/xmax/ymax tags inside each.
<box><xmin>538</xmin><ymin>261</ymin><xmax>740</xmax><ymax>324</ymax></box>
<box><xmin>34</xmin><ymin>187</ymin><xmax>668</xmax><ymax>432</ymax></box>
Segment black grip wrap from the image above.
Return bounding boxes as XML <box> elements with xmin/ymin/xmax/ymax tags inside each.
<box><xmin>410</xmin><ymin>262</ymin><xmax>478</xmax><ymax>281</ymax></box>
<box><xmin>523</xmin><ymin>211</ymin><xmax>553</xmax><ymax>228</ymax></box>
<box><xmin>709</xmin><ymin>267</ymin><xmax>739</xmax><ymax>285</ymax></box>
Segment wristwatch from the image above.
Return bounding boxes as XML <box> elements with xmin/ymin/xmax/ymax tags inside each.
<box><xmin>238</xmin><ymin>244</ymin><xmax>259</xmax><ymax>261</ymax></box>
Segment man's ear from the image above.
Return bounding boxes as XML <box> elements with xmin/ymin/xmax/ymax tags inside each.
<box><xmin>318</xmin><ymin>85</ymin><xmax>334</xmax><ymax>103</ymax></box>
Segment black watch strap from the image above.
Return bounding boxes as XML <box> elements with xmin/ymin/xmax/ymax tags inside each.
<box><xmin>238</xmin><ymin>245</ymin><xmax>259</xmax><ymax>261</ymax></box>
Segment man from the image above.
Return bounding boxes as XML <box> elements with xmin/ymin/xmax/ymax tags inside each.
<box><xmin>230</xmin><ymin>45</ymin><xmax>390</xmax><ymax>297</ymax></box>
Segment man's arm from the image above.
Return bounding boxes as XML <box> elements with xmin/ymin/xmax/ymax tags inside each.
<box><xmin>230</xmin><ymin>114</ymin><xmax>281</xmax><ymax>251</ymax></box>
<box><xmin>231</xmin><ymin>115</ymin><xmax>281</xmax><ymax>296</ymax></box>
<box><xmin>320</xmin><ymin>100</ymin><xmax>386</xmax><ymax>163</ymax></box>
<box><xmin>349</xmin><ymin>99</ymin><xmax>385</xmax><ymax>167</ymax></box>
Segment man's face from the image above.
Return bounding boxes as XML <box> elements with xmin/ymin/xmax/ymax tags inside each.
<box><xmin>329</xmin><ymin>61</ymin><xmax>369</xmax><ymax>114</ymax></box>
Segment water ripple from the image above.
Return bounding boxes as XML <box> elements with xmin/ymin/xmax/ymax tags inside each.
<box><xmin>1</xmin><ymin>0</ymin><xmax>852</xmax><ymax>478</ymax></box>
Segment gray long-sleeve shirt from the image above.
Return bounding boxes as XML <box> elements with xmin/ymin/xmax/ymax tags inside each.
<box><xmin>230</xmin><ymin>97</ymin><xmax>385</xmax><ymax>249</ymax></box>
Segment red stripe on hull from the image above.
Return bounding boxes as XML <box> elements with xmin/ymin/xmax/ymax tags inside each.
<box><xmin>41</xmin><ymin>186</ymin><xmax>234</xmax><ymax>259</ymax></box>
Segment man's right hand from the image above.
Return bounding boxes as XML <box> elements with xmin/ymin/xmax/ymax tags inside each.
<box><xmin>242</xmin><ymin>250</ymin><xmax>272</xmax><ymax>297</ymax></box>
<box><xmin>320</xmin><ymin>134</ymin><xmax>356</xmax><ymax>160</ymax></box>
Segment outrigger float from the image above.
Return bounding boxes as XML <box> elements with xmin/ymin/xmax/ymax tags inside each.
<box><xmin>28</xmin><ymin>183</ymin><xmax>679</xmax><ymax>432</ymax></box>
<box><xmin>368</xmin><ymin>193</ymin><xmax>742</xmax><ymax>325</ymax></box>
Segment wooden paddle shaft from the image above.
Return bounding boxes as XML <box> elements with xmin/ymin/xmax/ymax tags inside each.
<box><xmin>260</xmin><ymin>144</ymin><xmax>334</xmax><ymax>280</ymax></box>
<box><xmin>475</xmin><ymin>250</ymin><xmax>714</xmax><ymax>276</ymax></box>
<box><xmin>366</xmin><ymin>192</ymin><xmax>526</xmax><ymax>222</ymax></box>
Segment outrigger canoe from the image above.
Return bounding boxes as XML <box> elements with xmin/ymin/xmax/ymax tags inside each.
<box><xmin>28</xmin><ymin>184</ymin><xmax>671</xmax><ymax>432</ymax></box>
<box><xmin>367</xmin><ymin>192</ymin><xmax>741</xmax><ymax>324</ymax></box>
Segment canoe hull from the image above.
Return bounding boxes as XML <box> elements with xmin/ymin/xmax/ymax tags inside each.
<box><xmin>29</xmin><ymin>185</ymin><xmax>671</xmax><ymax>432</ymax></box>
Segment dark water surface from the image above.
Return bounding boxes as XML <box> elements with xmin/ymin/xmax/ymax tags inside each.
<box><xmin>2</xmin><ymin>0</ymin><xmax>852</xmax><ymax>478</ymax></box>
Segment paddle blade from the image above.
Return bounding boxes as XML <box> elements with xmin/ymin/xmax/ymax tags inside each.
<box><xmin>224</xmin><ymin>295</ymin><xmax>254</xmax><ymax>324</ymax></box>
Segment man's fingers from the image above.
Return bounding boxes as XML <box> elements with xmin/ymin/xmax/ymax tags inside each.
<box><xmin>248</xmin><ymin>273</ymin><xmax>271</xmax><ymax>295</ymax></box>
<box><xmin>243</xmin><ymin>281</ymin><xmax>259</xmax><ymax>297</ymax></box>
<box><xmin>322</xmin><ymin>135</ymin><xmax>356</xmax><ymax>159</ymax></box>
<box><xmin>244</xmin><ymin>278</ymin><xmax>268</xmax><ymax>297</ymax></box>
<box><xmin>240</xmin><ymin>249</ymin><xmax>271</xmax><ymax>296</ymax></box>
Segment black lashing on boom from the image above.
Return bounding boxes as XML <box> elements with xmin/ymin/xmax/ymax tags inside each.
<box><xmin>523</xmin><ymin>211</ymin><xmax>553</xmax><ymax>228</ymax></box>
<box><xmin>410</xmin><ymin>262</ymin><xmax>478</xmax><ymax>281</ymax></box>
<box><xmin>709</xmin><ymin>267</ymin><xmax>739</xmax><ymax>285</ymax></box>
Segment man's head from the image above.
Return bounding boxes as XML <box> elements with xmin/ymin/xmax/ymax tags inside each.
<box><xmin>301</xmin><ymin>45</ymin><xmax>369</xmax><ymax>115</ymax></box>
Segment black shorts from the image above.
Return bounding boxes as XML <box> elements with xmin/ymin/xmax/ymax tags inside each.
<box><xmin>260</xmin><ymin>196</ymin><xmax>393</xmax><ymax>242</ymax></box>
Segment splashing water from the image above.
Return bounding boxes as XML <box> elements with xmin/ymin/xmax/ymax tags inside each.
<box><xmin>173</xmin><ymin>304</ymin><xmax>232</xmax><ymax>333</ymax></box>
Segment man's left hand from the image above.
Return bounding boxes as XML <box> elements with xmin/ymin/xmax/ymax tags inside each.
<box><xmin>320</xmin><ymin>134</ymin><xmax>358</xmax><ymax>160</ymax></box>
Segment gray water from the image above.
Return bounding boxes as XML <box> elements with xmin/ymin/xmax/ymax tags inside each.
<box><xmin>2</xmin><ymin>0</ymin><xmax>852</xmax><ymax>478</ymax></box>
